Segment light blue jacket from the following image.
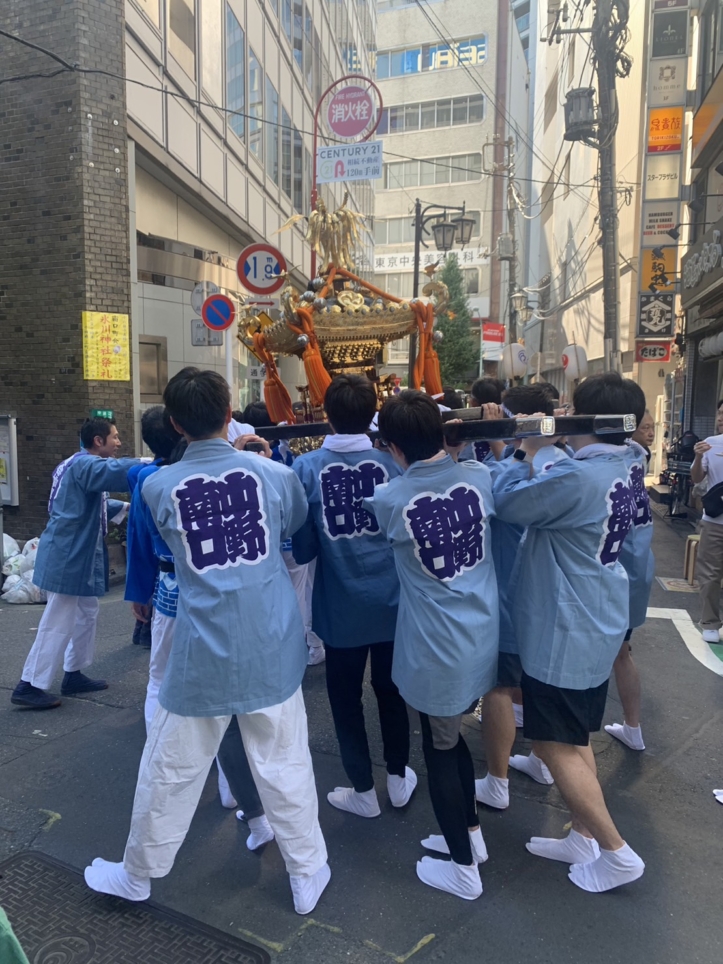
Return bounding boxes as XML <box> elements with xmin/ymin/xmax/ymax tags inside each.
<box><xmin>367</xmin><ymin>455</ymin><xmax>499</xmax><ymax>716</ymax></box>
<box><xmin>141</xmin><ymin>438</ymin><xmax>309</xmax><ymax>716</ymax></box>
<box><xmin>619</xmin><ymin>441</ymin><xmax>655</xmax><ymax>629</ymax></box>
<box><xmin>493</xmin><ymin>444</ymin><xmax>634</xmax><ymax>689</ymax></box>
<box><xmin>292</xmin><ymin>440</ymin><xmax>402</xmax><ymax>647</ymax></box>
<box><xmin>33</xmin><ymin>454</ymin><xmax>139</xmax><ymax>597</ymax></box>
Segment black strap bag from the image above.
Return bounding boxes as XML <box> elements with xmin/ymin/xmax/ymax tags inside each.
<box><xmin>702</xmin><ymin>481</ymin><xmax>723</xmax><ymax>518</ymax></box>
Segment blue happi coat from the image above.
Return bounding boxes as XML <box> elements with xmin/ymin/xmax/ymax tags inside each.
<box><xmin>33</xmin><ymin>453</ymin><xmax>139</xmax><ymax>597</ymax></box>
<box><xmin>493</xmin><ymin>443</ymin><xmax>634</xmax><ymax>690</ymax></box>
<box><xmin>366</xmin><ymin>454</ymin><xmax>499</xmax><ymax>716</ymax></box>
<box><xmin>619</xmin><ymin>440</ymin><xmax>655</xmax><ymax>629</ymax></box>
<box><xmin>125</xmin><ymin>462</ymin><xmax>178</xmax><ymax>618</ymax></box>
<box><xmin>292</xmin><ymin>437</ymin><xmax>402</xmax><ymax>647</ymax></box>
<box><xmin>141</xmin><ymin>438</ymin><xmax>309</xmax><ymax>716</ymax></box>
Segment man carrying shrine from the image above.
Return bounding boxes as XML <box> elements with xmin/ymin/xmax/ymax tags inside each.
<box><xmin>85</xmin><ymin>367</ymin><xmax>330</xmax><ymax>916</ymax></box>
<box><xmin>367</xmin><ymin>390</ymin><xmax>499</xmax><ymax>901</ymax></box>
<box><xmin>492</xmin><ymin>371</ymin><xmax>645</xmax><ymax>893</ymax></box>
<box><xmin>11</xmin><ymin>417</ymin><xmax>138</xmax><ymax>710</ymax></box>
<box><xmin>292</xmin><ymin>375</ymin><xmax>416</xmax><ymax>818</ymax></box>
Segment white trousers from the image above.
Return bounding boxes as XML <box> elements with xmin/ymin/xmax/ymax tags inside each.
<box><xmin>283</xmin><ymin>551</ymin><xmax>323</xmax><ymax>649</ymax></box>
<box><xmin>123</xmin><ymin>686</ymin><xmax>327</xmax><ymax>879</ymax></box>
<box><xmin>22</xmin><ymin>591</ymin><xmax>99</xmax><ymax>691</ymax></box>
<box><xmin>145</xmin><ymin>611</ymin><xmax>176</xmax><ymax>733</ymax></box>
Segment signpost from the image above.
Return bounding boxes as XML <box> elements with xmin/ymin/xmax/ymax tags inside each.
<box><xmin>237</xmin><ymin>243</ymin><xmax>287</xmax><ymax>297</ymax></box>
<box><xmin>326</xmin><ymin>86</ymin><xmax>375</xmax><ymax>139</ymax></box>
<box><xmin>316</xmin><ymin>141</ymin><xmax>383</xmax><ymax>184</ymax></box>
<box><xmin>202</xmin><ymin>294</ymin><xmax>237</xmax><ymax>393</ymax></box>
<box><xmin>191</xmin><ymin>281</ymin><xmax>220</xmax><ymax>316</ymax></box>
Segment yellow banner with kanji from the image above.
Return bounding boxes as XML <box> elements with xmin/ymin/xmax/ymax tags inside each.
<box><xmin>82</xmin><ymin>312</ymin><xmax>130</xmax><ymax>381</ymax></box>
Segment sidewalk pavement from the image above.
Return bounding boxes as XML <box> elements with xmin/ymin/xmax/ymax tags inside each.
<box><xmin>0</xmin><ymin>514</ymin><xmax>721</xmax><ymax>963</ymax></box>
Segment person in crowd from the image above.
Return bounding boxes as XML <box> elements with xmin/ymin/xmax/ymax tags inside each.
<box><xmin>11</xmin><ymin>418</ymin><xmax>139</xmax><ymax>710</ymax></box>
<box><xmin>493</xmin><ymin>372</ymin><xmax>645</xmax><ymax>893</ymax></box>
<box><xmin>292</xmin><ymin>375</ymin><xmax>415</xmax><ymax>817</ymax></box>
<box><xmin>442</xmin><ymin>387</ymin><xmax>464</xmax><ymax>410</ymax></box>
<box><xmin>464</xmin><ymin>379</ymin><xmax>505</xmax><ymax>464</ymax></box>
<box><xmin>690</xmin><ymin>399</ymin><xmax>723</xmax><ymax>644</ymax></box>
<box><xmin>475</xmin><ymin>386</ymin><xmax>558</xmax><ymax>811</ymax></box>
<box><xmin>470</xmin><ymin>377</ymin><xmax>504</xmax><ymax>407</ymax></box>
<box><xmin>632</xmin><ymin>409</ymin><xmax>655</xmax><ymax>463</ymax></box>
<box><xmin>368</xmin><ymin>391</ymin><xmax>499</xmax><ymax>900</ymax></box>
<box><xmin>604</xmin><ymin>381</ymin><xmax>654</xmax><ymax>752</ymax></box>
<box><xmin>85</xmin><ymin>368</ymin><xmax>330</xmax><ymax>916</ymax></box>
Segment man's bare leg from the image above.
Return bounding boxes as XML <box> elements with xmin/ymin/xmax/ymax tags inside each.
<box><xmin>605</xmin><ymin>642</ymin><xmax>645</xmax><ymax>749</ymax></box>
<box><xmin>475</xmin><ymin>688</ymin><xmax>515</xmax><ymax>808</ymax></box>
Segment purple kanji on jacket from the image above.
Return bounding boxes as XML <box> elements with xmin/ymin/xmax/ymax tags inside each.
<box><xmin>320</xmin><ymin>461</ymin><xmax>388</xmax><ymax>538</ymax></box>
<box><xmin>404</xmin><ymin>484</ymin><xmax>486</xmax><ymax>581</ymax></box>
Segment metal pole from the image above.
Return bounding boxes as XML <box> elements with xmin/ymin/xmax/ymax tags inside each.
<box><xmin>593</xmin><ymin>0</ymin><xmax>621</xmax><ymax>373</ymax></box>
<box><xmin>225</xmin><ymin>327</ymin><xmax>234</xmax><ymax>402</ymax></box>
<box><xmin>407</xmin><ymin>198</ymin><xmax>422</xmax><ymax>388</ymax></box>
<box><xmin>506</xmin><ymin>139</ymin><xmax>518</xmax><ymax>344</ymax></box>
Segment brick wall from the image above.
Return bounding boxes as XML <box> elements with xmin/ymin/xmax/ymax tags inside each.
<box><xmin>0</xmin><ymin>0</ymin><xmax>133</xmax><ymax>541</ymax></box>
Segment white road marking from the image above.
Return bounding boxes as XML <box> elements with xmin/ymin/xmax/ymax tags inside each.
<box><xmin>647</xmin><ymin>607</ymin><xmax>723</xmax><ymax>677</ymax></box>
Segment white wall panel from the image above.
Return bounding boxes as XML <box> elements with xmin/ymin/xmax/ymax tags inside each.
<box><xmin>201</xmin><ymin>130</ymin><xmax>225</xmax><ymax>196</ymax></box>
<box><xmin>167</xmin><ymin>96</ymin><xmax>199</xmax><ymax>173</ymax></box>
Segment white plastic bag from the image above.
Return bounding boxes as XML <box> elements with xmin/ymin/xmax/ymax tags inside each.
<box><xmin>23</xmin><ymin>570</ymin><xmax>47</xmax><ymax>603</ymax></box>
<box><xmin>1</xmin><ymin>569</ymin><xmax>46</xmax><ymax>604</ymax></box>
<box><xmin>22</xmin><ymin>547</ymin><xmax>38</xmax><ymax>570</ymax></box>
<box><xmin>2</xmin><ymin>533</ymin><xmax>20</xmax><ymax>564</ymax></box>
<box><xmin>1</xmin><ymin>554</ymin><xmax>27</xmax><ymax>577</ymax></box>
<box><xmin>1</xmin><ymin>574</ymin><xmax>21</xmax><ymax>590</ymax></box>
<box><xmin>22</xmin><ymin>537</ymin><xmax>40</xmax><ymax>556</ymax></box>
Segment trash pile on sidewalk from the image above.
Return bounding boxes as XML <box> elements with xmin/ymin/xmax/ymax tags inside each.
<box><xmin>1</xmin><ymin>534</ymin><xmax>46</xmax><ymax>604</ymax></box>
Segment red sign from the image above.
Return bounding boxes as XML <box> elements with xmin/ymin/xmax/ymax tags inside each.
<box><xmin>635</xmin><ymin>340</ymin><xmax>672</xmax><ymax>362</ymax></box>
<box><xmin>482</xmin><ymin>322</ymin><xmax>505</xmax><ymax>343</ymax></box>
<box><xmin>237</xmin><ymin>243</ymin><xmax>287</xmax><ymax>296</ymax></box>
<box><xmin>327</xmin><ymin>86</ymin><xmax>374</xmax><ymax>139</ymax></box>
<box><xmin>201</xmin><ymin>294</ymin><xmax>236</xmax><ymax>332</ymax></box>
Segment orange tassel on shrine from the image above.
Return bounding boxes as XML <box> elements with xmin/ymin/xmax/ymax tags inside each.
<box><xmin>292</xmin><ymin>306</ymin><xmax>332</xmax><ymax>408</ymax></box>
<box><xmin>252</xmin><ymin>332</ymin><xmax>296</xmax><ymax>425</ymax></box>
<box><xmin>411</xmin><ymin>302</ymin><xmax>443</xmax><ymax>397</ymax></box>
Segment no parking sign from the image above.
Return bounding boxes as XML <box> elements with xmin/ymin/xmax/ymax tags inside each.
<box><xmin>201</xmin><ymin>294</ymin><xmax>236</xmax><ymax>332</ymax></box>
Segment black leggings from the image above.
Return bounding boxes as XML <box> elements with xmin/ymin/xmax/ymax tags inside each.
<box><xmin>419</xmin><ymin>713</ymin><xmax>477</xmax><ymax>866</ymax></box>
<box><xmin>216</xmin><ymin>718</ymin><xmax>264</xmax><ymax>820</ymax></box>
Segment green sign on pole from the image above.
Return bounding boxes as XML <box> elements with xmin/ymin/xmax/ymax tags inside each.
<box><xmin>90</xmin><ymin>409</ymin><xmax>114</xmax><ymax>419</ymax></box>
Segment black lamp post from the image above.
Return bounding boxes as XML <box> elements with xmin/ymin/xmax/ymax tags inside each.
<box><xmin>407</xmin><ymin>199</ymin><xmax>474</xmax><ymax>387</ymax></box>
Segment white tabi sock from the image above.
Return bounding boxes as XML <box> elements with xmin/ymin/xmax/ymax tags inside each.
<box><xmin>84</xmin><ymin>859</ymin><xmax>150</xmax><ymax>901</ymax></box>
<box><xmin>387</xmin><ymin>767</ymin><xmax>418</xmax><ymax>807</ymax></box>
<box><xmin>416</xmin><ymin>857</ymin><xmax>483</xmax><ymax>900</ymax></box>
<box><xmin>713</xmin><ymin>789</ymin><xmax>723</xmax><ymax>804</ymax></box>
<box><xmin>246</xmin><ymin>814</ymin><xmax>274</xmax><ymax>851</ymax></box>
<box><xmin>421</xmin><ymin>828</ymin><xmax>488</xmax><ymax>864</ymax></box>
<box><xmin>568</xmin><ymin>842</ymin><xmax>645</xmax><ymax>892</ymax></box>
<box><xmin>604</xmin><ymin>722</ymin><xmax>645</xmax><ymax>750</ymax></box>
<box><xmin>526</xmin><ymin>829</ymin><xmax>600</xmax><ymax>864</ymax></box>
<box><xmin>509</xmin><ymin>751</ymin><xmax>555</xmax><ymax>785</ymax></box>
<box><xmin>217</xmin><ymin>761</ymin><xmax>237</xmax><ymax>809</ymax></box>
<box><xmin>327</xmin><ymin>786</ymin><xmax>381</xmax><ymax>817</ymax></box>
<box><xmin>475</xmin><ymin>774</ymin><xmax>509</xmax><ymax>809</ymax></box>
<box><xmin>290</xmin><ymin>862</ymin><xmax>331</xmax><ymax>915</ymax></box>
<box><xmin>513</xmin><ymin>703</ymin><xmax>524</xmax><ymax>728</ymax></box>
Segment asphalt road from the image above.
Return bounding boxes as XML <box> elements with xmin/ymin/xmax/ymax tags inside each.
<box><xmin>0</xmin><ymin>514</ymin><xmax>722</xmax><ymax>963</ymax></box>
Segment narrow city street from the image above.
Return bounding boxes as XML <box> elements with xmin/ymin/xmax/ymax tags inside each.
<box><xmin>1</xmin><ymin>513</ymin><xmax>721</xmax><ymax>964</ymax></box>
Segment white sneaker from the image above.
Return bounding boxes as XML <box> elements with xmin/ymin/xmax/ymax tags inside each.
<box><xmin>702</xmin><ymin>629</ymin><xmax>720</xmax><ymax>644</ymax></box>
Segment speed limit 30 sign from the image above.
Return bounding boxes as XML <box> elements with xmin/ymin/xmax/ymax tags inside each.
<box><xmin>635</xmin><ymin>340</ymin><xmax>671</xmax><ymax>363</ymax></box>
<box><xmin>237</xmin><ymin>243</ymin><xmax>287</xmax><ymax>296</ymax></box>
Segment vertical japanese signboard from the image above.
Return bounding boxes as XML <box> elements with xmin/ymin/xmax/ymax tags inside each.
<box><xmin>82</xmin><ymin>312</ymin><xmax>131</xmax><ymax>380</ymax></box>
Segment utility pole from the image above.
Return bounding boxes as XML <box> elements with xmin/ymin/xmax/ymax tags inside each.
<box><xmin>483</xmin><ymin>136</ymin><xmax>519</xmax><ymax>341</ymax></box>
<box><xmin>592</xmin><ymin>0</ymin><xmax>621</xmax><ymax>373</ymax></box>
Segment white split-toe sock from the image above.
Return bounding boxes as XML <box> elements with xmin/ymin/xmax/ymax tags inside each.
<box><xmin>526</xmin><ymin>829</ymin><xmax>600</xmax><ymax>864</ymax></box>
<box><xmin>84</xmin><ymin>858</ymin><xmax>150</xmax><ymax>901</ymax></box>
<box><xmin>387</xmin><ymin>767</ymin><xmax>418</xmax><ymax>807</ymax></box>
<box><xmin>509</xmin><ymin>751</ymin><xmax>554</xmax><ymax>785</ymax></box>
<box><xmin>327</xmin><ymin>786</ymin><xmax>381</xmax><ymax>817</ymax></box>
<box><xmin>245</xmin><ymin>814</ymin><xmax>275</xmax><ymax>851</ymax></box>
<box><xmin>290</xmin><ymin>862</ymin><xmax>331</xmax><ymax>915</ymax></box>
<box><xmin>475</xmin><ymin>774</ymin><xmax>509</xmax><ymax>809</ymax></box>
<box><xmin>217</xmin><ymin>761</ymin><xmax>237</xmax><ymax>809</ymax></box>
<box><xmin>713</xmin><ymin>789</ymin><xmax>723</xmax><ymax>804</ymax></box>
<box><xmin>421</xmin><ymin>827</ymin><xmax>488</xmax><ymax>864</ymax></box>
<box><xmin>604</xmin><ymin>722</ymin><xmax>645</xmax><ymax>751</ymax></box>
<box><xmin>512</xmin><ymin>703</ymin><xmax>524</xmax><ymax>728</ymax></box>
<box><xmin>416</xmin><ymin>856</ymin><xmax>482</xmax><ymax>899</ymax></box>
<box><xmin>568</xmin><ymin>842</ymin><xmax>645</xmax><ymax>892</ymax></box>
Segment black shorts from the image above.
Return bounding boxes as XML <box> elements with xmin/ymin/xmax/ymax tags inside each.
<box><xmin>521</xmin><ymin>672</ymin><xmax>609</xmax><ymax>746</ymax></box>
<box><xmin>497</xmin><ymin>652</ymin><xmax>522</xmax><ymax>689</ymax></box>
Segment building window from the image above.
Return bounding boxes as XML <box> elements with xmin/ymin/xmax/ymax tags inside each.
<box><xmin>266</xmin><ymin>76</ymin><xmax>280</xmax><ymax>184</ymax></box>
<box><xmin>293</xmin><ymin>0</ymin><xmax>304</xmax><ymax>69</ymax></box>
<box><xmin>282</xmin><ymin>108</ymin><xmax>292</xmax><ymax>199</ymax></box>
<box><xmin>304</xmin><ymin>4</ymin><xmax>313</xmax><ymax>89</ymax></box>
<box><xmin>268</xmin><ymin>0</ymin><xmax>279</xmax><ymax>14</ymax></box>
<box><xmin>249</xmin><ymin>48</ymin><xmax>263</xmax><ymax>161</ymax></box>
<box><xmin>382</xmin><ymin>154</ymin><xmax>482</xmax><ymax>189</ymax></box>
<box><xmin>376</xmin><ymin>36</ymin><xmax>487</xmax><ymax>79</ymax></box>
<box><xmin>282</xmin><ymin>0</ymin><xmax>292</xmax><ymax>43</ymax></box>
<box><xmin>134</xmin><ymin>0</ymin><xmax>161</xmax><ymax>27</ymax></box>
<box><xmin>463</xmin><ymin>268</ymin><xmax>479</xmax><ymax>294</ymax></box>
<box><xmin>169</xmin><ymin>0</ymin><xmax>196</xmax><ymax>78</ymax></box>
<box><xmin>374</xmin><ymin>212</ymin><xmax>481</xmax><ymax>245</ymax></box>
<box><xmin>226</xmin><ymin>5</ymin><xmax>245</xmax><ymax>141</ymax></box>
<box><xmin>139</xmin><ymin>335</ymin><xmax>168</xmax><ymax>402</ymax></box>
<box><xmin>293</xmin><ymin>128</ymin><xmax>303</xmax><ymax>210</ymax></box>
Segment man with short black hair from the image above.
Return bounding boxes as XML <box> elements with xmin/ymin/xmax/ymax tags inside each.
<box><xmin>11</xmin><ymin>418</ymin><xmax>139</xmax><ymax>710</ymax></box>
<box><xmin>86</xmin><ymin>367</ymin><xmax>330</xmax><ymax>916</ymax></box>
<box><xmin>293</xmin><ymin>375</ymin><xmax>415</xmax><ymax>818</ymax></box>
<box><xmin>368</xmin><ymin>390</ymin><xmax>499</xmax><ymax>900</ymax></box>
<box><xmin>470</xmin><ymin>377</ymin><xmax>504</xmax><ymax>406</ymax></box>
<box><xmin>493</xmin><ymin>372</ymin><xmax>645</xmax><ymax>893</ymax></box>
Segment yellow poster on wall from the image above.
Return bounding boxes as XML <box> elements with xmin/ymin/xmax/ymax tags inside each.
<box><xmin>647</xmin><ymin>107</ymin><xmax>684</xmax><ymax>153</ymax></box>
<box><xmin>82</xmin><ymin>312</ymin><xmax>130</xmax><ymax>381</ymax></box>
<box><xmin>640</xmin><ymin>248</ymin><xmax>677</xmax><ymax>292</ymax></box>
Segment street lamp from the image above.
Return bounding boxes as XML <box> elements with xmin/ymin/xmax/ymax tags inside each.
<box><xmin>510</xmin><ymin>289</ymin><xmax>529</xmax><ymax>343</ymax></box>
<box><xmin>407</xmin><ymin>198</ymin><xmax>473</xmax><ymax>386</ymax></box>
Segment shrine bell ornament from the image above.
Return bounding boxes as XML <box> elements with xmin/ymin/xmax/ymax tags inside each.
<box><xmin>501</xmin><ymin>343</ymin><xmax>528</xmax><ymax>379</ymax></box>
<box><xmin>561</xmin><ymin>344</ymin><xmax>588</xmax><ymax>381</ymax></box>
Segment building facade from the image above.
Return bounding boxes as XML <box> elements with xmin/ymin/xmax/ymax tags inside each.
<box><xmin>372</xmin><ymin>0</ymin><xmax>530</xmax><ymax>381</ymax></box>
<box><xmin>0</xmin><ymin>0</ymin><xmax>376</xmax><ymax>537</ymax></box>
